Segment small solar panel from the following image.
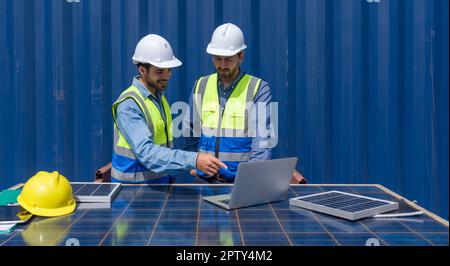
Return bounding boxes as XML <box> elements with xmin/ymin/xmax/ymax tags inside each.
<box><xmin>71</xmin><ymin>182</ymin><xmax>121</xmax><ymax>203</ymax></box>
<box><xmin>289</xmin><ymin>190</ymin><xmax>399</xmax><ymax>221</ymax></box>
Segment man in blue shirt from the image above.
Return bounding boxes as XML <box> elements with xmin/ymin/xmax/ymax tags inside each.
<box><xmin>183</xmin><ymin>23</ymin><xmax>306</xmax><ymax>184</ymax></box>
<box><xmin>112</xmin><ymin>34</ymin><xmax>226</xmax><ymax>184</ymax></box>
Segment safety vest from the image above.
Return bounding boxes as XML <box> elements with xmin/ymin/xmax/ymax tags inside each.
<box><xmin>194</xmin><ymin>73</ymin><xmax>261</xmax><ymax>180</ymax></box>
<box><xmin>111</xmin><ymin>85</ymin><xmax>173</xmax><ymax>183</ymax></box>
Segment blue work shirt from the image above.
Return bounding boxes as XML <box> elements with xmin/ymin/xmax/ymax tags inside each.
<box><xmin>115</xmin><ymin>76</ymin><xmax>198</xmax><ymax>180</ymax></box>
<box><xmin>183</xmin><ymin>70</ymin><xmax>272</xmax><ymax>161</ymax></box>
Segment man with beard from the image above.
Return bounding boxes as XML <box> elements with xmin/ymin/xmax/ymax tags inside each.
<box><xmin>183</xmin><ymin>23</ymin><xmax>306</xmax><ymax>184</ymax></box>
<box><xmin>111</xmin><ymin>34</ymin><xmax>226</xmax><ymax>183</ymax></box>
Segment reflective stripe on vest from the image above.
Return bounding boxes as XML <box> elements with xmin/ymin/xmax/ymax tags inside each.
<box><xmin>111</xmin><ymin>167</ymin><xmax>167</xmax><ymax>182</ymax></box>
<box><xmin>111</xmin><ymin>85</ymin><xmax>173</xmax><ymax>182</ymax></box>
<box><xmin>198</xmin><ymin>150</ymin><xmax>251</xmax><ymax>162</ymax></box>
<box><xmin>194</xmin><ymin>73</ymin><xmax>261</xmax><ymax>178</ymax></box>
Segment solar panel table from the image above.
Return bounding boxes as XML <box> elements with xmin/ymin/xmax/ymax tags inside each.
<box><xmin>0</xmin><ymin>184</ymin><xmax>448</xmax><ymax>246</ymax></box>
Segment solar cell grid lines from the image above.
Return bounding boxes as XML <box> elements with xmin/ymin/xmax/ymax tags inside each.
<box><xmin>71</xmin><ymin>182</ymin><xmax>121</xmax><ymax>203</ymax></box>
<box><xmin>0</xmin><ymin>185</ymin><xmax>447</xmax><ymax>246</ymax></box>
<box><xmin>290</xmin><ymin>191</ymin><xmax>399</xmax><ymax>221</ymax></box>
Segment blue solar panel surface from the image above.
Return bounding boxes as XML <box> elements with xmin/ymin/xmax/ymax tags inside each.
<box><xmin>297</xmin><ymin>191</ymin><xmax>392</xmax><ymax>212</ymax></box>
<box><xmin>0</xmin><ymin>185</ymin><xmax>448</xmax><ymax>246</ymax></box>
<box><xmin>72</xmin><ymin>183</ymin><xmax>119</xmax><ymax>197</ymax></box>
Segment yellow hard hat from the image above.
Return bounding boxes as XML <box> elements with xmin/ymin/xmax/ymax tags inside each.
<box><xmin>17</xmin><ymin>171</ymin><xmax>76</xmax><ymax>217</ymax></box>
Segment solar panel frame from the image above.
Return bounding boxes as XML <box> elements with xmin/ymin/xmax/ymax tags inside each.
<box><xmin>289</xmin><ymin>190</ymin><xmax>399</xmax><ymax>221</ymax></box>
<box><xmin>71</xmin><ymin>182</ymin><xmax>121</xmax><ymax>203</ymax></box>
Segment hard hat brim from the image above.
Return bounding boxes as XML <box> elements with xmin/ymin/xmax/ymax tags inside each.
<box><xmin>18</xmin><ymin>194</ymin><xmax>76</xmax><ymax>217</ymax></box>
<box><xmin>132</xmin><ymin>57</ymin><xmax>182</xmax><ymax>69</ymax></box>
<box><xmin>206</xmin><ymin>44</ymin><xmax>247</xmax><ymax>56</ymax></box>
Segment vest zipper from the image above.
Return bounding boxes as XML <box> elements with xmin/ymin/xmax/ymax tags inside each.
<box><xmin>214</xmin><ymin>105</ymin><xmax>225</xmax><ymax>179</ymax></box>
<box><xmin>214</xmin><ymin>89</ymin><xmax>233</xmax><ymax>178</ymax></box>
<box><xmin>215</xmin><ymin>106</ymin><xmax>225</xmax><ymax>157</ymax></box>
<box><xmin>215</xmin><ymin>80</ymin><xmax>243</xmax><ymax>157</ymax></box>
<box><xmin>213</xmin><ymin>74</ymin><xmax>246</xmax><ymax>179</ymax></box>
<box><xmin>164</xmin><ymin>123</ymin><xmax>169</xmax><ymax>148</ymax></box>
<box><xmin>159</xmin><ymin>98</ymin><xmax>170</xmax><ymax>148</ymax></box>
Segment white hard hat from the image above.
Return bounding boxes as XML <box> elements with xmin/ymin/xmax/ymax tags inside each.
<box><xmin>132</xmin><ymin>34</ymin><xmax>182</xmax><ymax>68</ymax></box>
<box><xmin>206</xmin><ymin>23</ymin><xmax>247</xmax><ymax>56</ymax></box>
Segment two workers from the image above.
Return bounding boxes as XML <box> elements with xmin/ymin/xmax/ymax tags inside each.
<box><xmin>111</xmin><ymin>23</ymin><xmax>306</xmax><ymax>184</ymax></box>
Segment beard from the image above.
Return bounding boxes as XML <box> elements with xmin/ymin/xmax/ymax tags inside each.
<box><xmin>218</xmin><ymin>65</ymin><xmax>239</xmax><ymax>79</ymax></box>
<box><xmin>144</xmin><ymin>76</ymin><xmax>168</xmax><ymax>92</ymax></box>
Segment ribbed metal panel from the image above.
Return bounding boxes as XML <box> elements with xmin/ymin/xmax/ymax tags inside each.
<box><xmin>0</xmin><ymin>0</ymin><xmax>448</xmax><ymax>218</ymax></box>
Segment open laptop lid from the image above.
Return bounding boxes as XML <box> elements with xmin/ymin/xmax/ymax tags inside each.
<box><xmin>227</xmin><ymin>157</ymin><xmax>298</xmax><ymax>209</ymax></box>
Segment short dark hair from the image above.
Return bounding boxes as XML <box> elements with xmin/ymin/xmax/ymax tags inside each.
<box><xmin>136</xmin><ymin>63</ymin><xmax>151</xmax><ymax>71</ymax></box>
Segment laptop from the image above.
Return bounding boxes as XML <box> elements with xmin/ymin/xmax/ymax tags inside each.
<box><xmin>202</xmin><ymin>157</ymin><xmax>298</xmax><ymax>209</ymax></box>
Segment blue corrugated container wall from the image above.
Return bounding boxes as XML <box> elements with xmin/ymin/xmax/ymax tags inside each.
<box><xmin>0</xmin><ymin>0</ymin><xmax>448</xmax><ymax>219</ymax></box>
